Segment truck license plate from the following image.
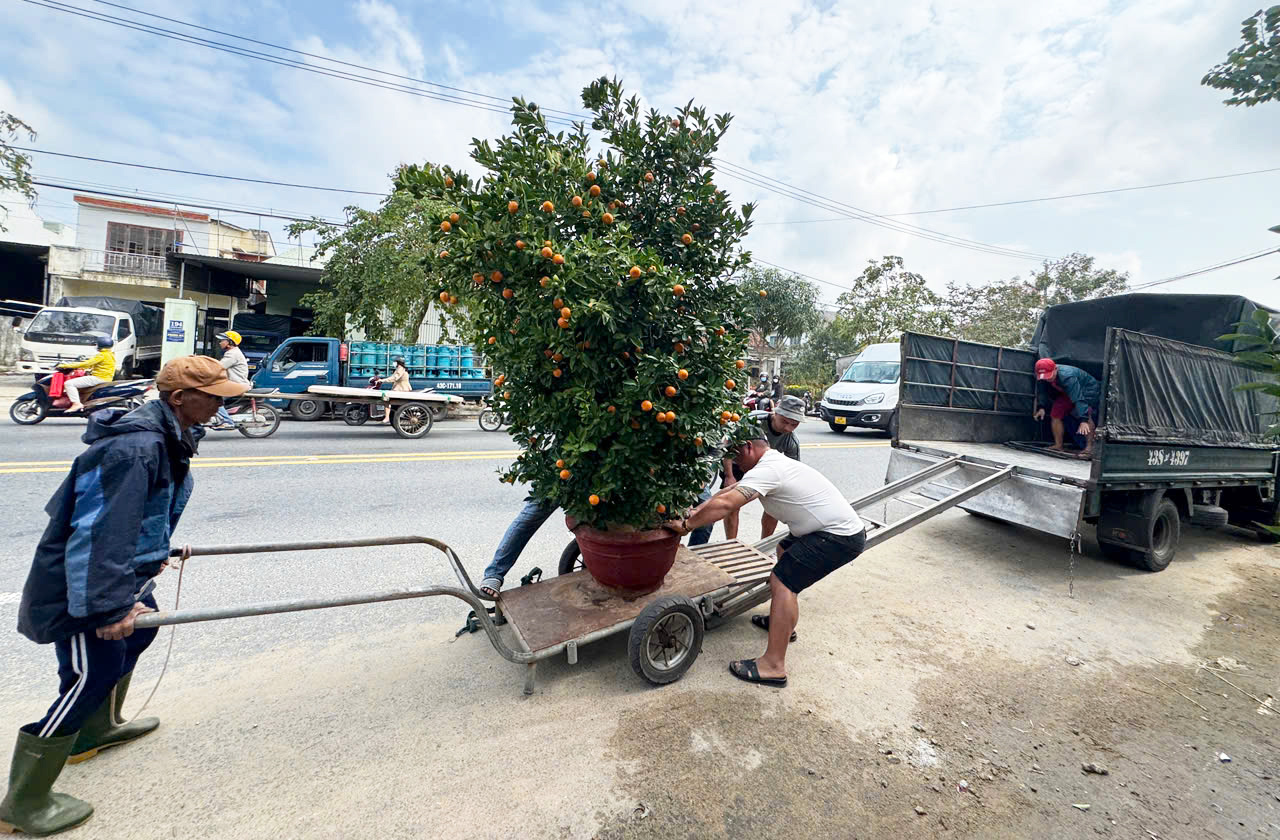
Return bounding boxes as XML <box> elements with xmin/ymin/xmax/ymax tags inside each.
<box><xmin>834</xmin><ymin>416</ymin><xmax>847</xmax><ymax>425</ymax></box>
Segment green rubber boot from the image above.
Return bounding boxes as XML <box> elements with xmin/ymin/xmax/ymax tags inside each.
<box><xmin>67</xmin><ymin>672</ymin><xmax>159</xmax><ymax>765</ymax></box>
<box><xmin>0</xmin><ymin>729</ymin><xmax>93</xmax><ymax>836</ymax></box>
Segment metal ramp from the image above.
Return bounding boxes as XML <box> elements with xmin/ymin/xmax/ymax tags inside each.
<box><xmin>697</xmin><ymin>456</ymin><xmax>1015</xmax><ymax>623</ymax></box>
<box><xmin>754</xmin><ymin>455</ymin><xmax>1015</xmax><ymax>556</ymax></box>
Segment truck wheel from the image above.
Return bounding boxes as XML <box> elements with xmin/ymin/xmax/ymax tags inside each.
<box><xmin>628</xmin><ymin>596</ymin><xmax>704</xmax><ymax>686</ymax></box>
<box><xmin>1131</xmin><ymin>497</ymin><xmax>1180</xmax><ymax>572</ymax></box>
<box><xmin>828</xmin><ymin>422</ymin><xmax>847</xmax><ymax>434</ymax></box>
<box><xmin>290</xmin><ymin>399</ymin><xmax>325</xmax><ymax>421</ymax></box>
<box><xmin>9</xmin><ymin>398</ymin><xmax>47</xmax><ymax>425</ymax></box>
<box><xmin>392</xmin><ymin>404</ymin><xmax>433</xmax><ymax>439</ymax></box>
<box><xmin>1189</xmin><ymin>504</ymin><xmax>1230</xmax><ymax>529</ymax></box>
<box><xmin>557</xmin><ymin>540</ymin><xmax>583</xmax><ymax>575</ymax></box>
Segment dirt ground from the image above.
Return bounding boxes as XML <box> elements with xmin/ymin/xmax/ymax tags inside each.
<box><xmin>2</xmin><ymin>511</ymin><xmax>1276</xmax><ymax>840</ymax></box>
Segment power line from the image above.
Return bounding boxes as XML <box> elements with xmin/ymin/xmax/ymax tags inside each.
<box><xmin>1130</xmin><ymin>247</ymin><xmax>1280</xmax><ymax>290</ymax></box>
<box><xmin>718</xmin><ymin>160</ymin><xmax>1048</xmax><ymax>261</ymax></box>
<box><xmin>19</xmin><ymin>148</ymin><xmax>384</xmax><ymax>196</ymax></box>
<box><xmin>20</xmin><ymin>0</ymin><xmax>580</xmax><ymax>128</ymax></box>
<box><xmin>32</xmin><ymin>180</ymin><xmax>352</xmax><ymax>227</ymax></box>
<box><xmin>84</xmin><ymin>0</ymin><xmax>590</xmax><ymax>121</ymax></box>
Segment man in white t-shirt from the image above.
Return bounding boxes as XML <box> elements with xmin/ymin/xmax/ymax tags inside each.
<box><xmin>666</xmin><ymin>431</ymin><xmax>866</xmax><ymax>687</ymax></box>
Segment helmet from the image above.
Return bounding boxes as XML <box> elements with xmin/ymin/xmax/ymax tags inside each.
<box><xmin>95</xmin><ymin>334</ymin><xmax>114</xmax><ymax>349</ymax></box>
<box><xmin>217</xmin><ymin>331</ymin><xmax>242</xmax><ymax>346</ymax></box>
<box><xmin>394</xmin><ymin>356</ymin><xmax>406</xmax><ymax>366</ymax></box>
<box><xmin>760</xmin><ymin>373</ymin><xmax>768</xmax><ymax>381</ymax></box>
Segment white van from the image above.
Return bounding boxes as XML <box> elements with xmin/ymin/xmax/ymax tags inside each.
<box><xmin>820</xmin><ymin>341</ymin><xmax>901</xmax><ymax>435</ymax></box>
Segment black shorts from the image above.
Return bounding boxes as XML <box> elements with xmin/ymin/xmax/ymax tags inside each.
<box><xmin>774</xmin><ymin>529</ymin><xmax>866</xmax><ymax>594</ymax></box>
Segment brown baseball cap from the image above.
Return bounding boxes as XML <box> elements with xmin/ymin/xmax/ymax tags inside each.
<box><xmin>156</xmin><ymin>355</ymin><xmax>250</xmax><ymax>397</ymax></box>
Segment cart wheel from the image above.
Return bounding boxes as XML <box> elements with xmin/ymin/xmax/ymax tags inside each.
<box><xmin>392</xmin><ymin>404</ymin><xmax>434</xmax><ymax>439</ymax></box>
<box><xmin>343</xmin><ymin>404</ymin><xmax>370</xmax><ymax>426</ymax></box>
<box><xmin>628</xmin><ymin>595</ymin><xmax>704</xmax><ymax>686</ymax></box>
<box><xmin>557</xmin><ymin>540</ymin><xmax>582</xmax><ymax>575</ymax></box>
<box><xmin>290</xmin><ymin>399</ymin><xmax>325</xmax><ymax>421</ymax></box>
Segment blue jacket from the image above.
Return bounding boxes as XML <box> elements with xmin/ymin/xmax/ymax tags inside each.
<box><xmin>17</xmin><ymin>400</ymin><xmax>194</xmax><ymax>644</ymax></box>
<box><xmin>1037</xmin><ymin>364</ymin><xmax>1102</xmax><ymax>421</ymax></box>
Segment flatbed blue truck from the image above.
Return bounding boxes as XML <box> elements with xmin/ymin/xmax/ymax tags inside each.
<box><xmin>251</xmin><ymin>336</ymin><xmax>492</xmax><ymax>420</ymax></box>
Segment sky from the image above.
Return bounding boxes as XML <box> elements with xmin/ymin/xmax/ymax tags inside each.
<box><xmin>2</xmin><ymin>0</ymin><xmax>1278</xmax><ymax>309</ymax></box>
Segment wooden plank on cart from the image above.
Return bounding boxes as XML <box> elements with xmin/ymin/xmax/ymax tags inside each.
<box><xmin>498</xmin><ymin>546</ymin><xmax>734</xmax><ymax>654</ymax></box>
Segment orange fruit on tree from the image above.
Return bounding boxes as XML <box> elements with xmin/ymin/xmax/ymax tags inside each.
<box><xmin>665</xmin><ymin>385</ymin><xmax>677</xmax><ymax>397</ymax></box>
<box><xmin>553</xmin><ymin>368</ymin><xmax>563</xmax><ymax>378</ymax></box>
<box><xmin>721</xmin><ymin>410</ymin><xmax>731</xmax><ymax>420</ymax></box>
<box><xmin>543</xmin><ymin>240</ymin><xmax>552</xmax><ymax>247</ymax></box>
<box><xmin>587</xmin><ymin>171</ymin><xmax>597</xmax><ymax>181</ymax></box>
<box><xmin>694</xmin><ymin>436</ymin><xmax>703</xmax><ymax>446</ymax></box>
<box><xmin>552</xmin><ymin>254</ymin><xmax>565</xmax><ymax>265</ymax></box>
<box><xmin>472</xmin><ymin>272</ymin><xmax>484</xmax><ymax>284</ymax></box>
<box><xmin>589</xmin><ymin>494</ymin><xmax>600</xmax><ymax>506</ymax></box>
<box><xmin>674</xmin><ymin>342</ymin><xmax>685</xmax><ymax>353</ymax></box>
<box><xmin>731</xmin><ymin>413</ymin><xmax>740</xmax><ymax>422</ymax></box>
<box><xmin>717</xmin><ymin>326</ymin><xmax>727</xmax><ymax>336</ymax></box>
<box><xmin>516</xmin><ymin>240</ymin><xmax>526</xmax><ymax>250</ymax></box>
<box><xmin>607</xmin><ymin>405</ymin><xmax>616</xmax><ymax>413</ymax></box>
<box><xmin>557</xmin><ymin>317</ymin><xmax>570</xmax><ymax>329</ymax></box>
<box><xmin>449</xmin><ymin>295</ymin><xmax>458</xmax><ymax>304</ymax></box>
<box><xmin>556</xmin><ymin>459</ymin><xmax>565</xmax><ymax>468</ymax></box>
<box><xmin>655</xmin><ymin>411</ymin><xmax>666</xmax><ymax>423</ymax></box>
<box><xmin>672</xmin><ymin>284</ymin><xmax>686</xmax><ymax>296</ymax></box>
<box><xmin>552</xmin><ymin>352</ymin><xmax>563</xmax><ymax>362</ymax></box>
<box><xmin>628</xmin><ymin>266</ymin><xmax>642</xmax><ymax>279</ymax></box>
<box><xmin>759</xmin><ymin>290</ymin><xmax>767</xmax><ymax>298</ymax></box>
<box><xmin>692</xmin><ymin>222</ymin><xmax>701</xmax><ymax>231</ymax></box>
<box><xmin>630</xmin><ymin>420</ymin><xmax>640</xmax><ymax>429</ymax></box>
<box><xmin>588</xmin><ymin>184</ymin><xmax>601</xmax><ymax>197</ymax></box>
<box><xmin>641</xmin><ymin>400</ymin><xmax>653</xmax><ymax>412</ymax></box>
<box><xmin>444</xmin><ymin>176</ymin><xmax>454</xmax><ymax>188</ymax></box>
<box><xmin>541</xmin><ymin>200</ymin><xmax>555</xmax><ymax>213</ymax></box>
<box><xmin>656</xmin><ymin>503</ymin><xmax>667</xmax><ymax>514</ymax></box>
<box><xmin>488</xmin><ymin>336</ymin><xmax>497</xmax><ymax>345</ymax></box>
<box><xmin>581</xmin><ymin>210</ymin><xmax>590</xmax><ymax>218</ymax></box>
<box><xmin>539</xmin><ymin>276</ymin><xmax>550</xmax><ymax>288</ymax></box>
<box><xmin>560</xmin><ymin>307</ymin><xmax>571</xmax><ymax>318</ymax></box>
<box><xmin>649</xmin><ymin>265</ymin><xmax>657</xmax><ymax>273</ymax></box>
<box><xmin>494</xmin><ymin>375</ymin><xmax>505</xmax><ymax>386</ymax></box>
<box><xmin>439</xmin><ymin>250</ymin><xmax>449</xmax><ymax>258</ymax></box>
<box><xmin>720</xmin><ymin>416</ymin><xmax>729</xmax><ymax>425</ymax></box>
<box><xmin>667</xmin><ymin>410</ymin><xmax>676</xmax><ymax>422</ymax></box>
<box><xmin>440</xmin><ymin>220</ymin><xmax>452</xmax><ymax>232</ymax></box>
<box><xmin>502</xmin><ymin>288</ymin><xmax>513</xmax><ymax>300</ymax></box>
<box><xmin>726</xmin><ymin>379</ymin><xmax>736</xmax><ymax>390</ymax></box>
<box><xmin>622</xmin><ymin>351</ymin><xmax>630</xmax><ymax>359</ymax></box>
<box><xmin>677</xmin><ymin>206</ymin><xmax>686</xmax><ymax>216</ymax></box>
<box><xmin>681</xmin><ymin>233</ymin><xmax>692</xmax><ymax>245</ymax></box>
<box><xmin>571</xmin><ymin>195</ymin><xmax>583</xmax><ymax>207</ymax></box>
<box><xmin>439</xmin><ymin>291</ymin><xmax>450</xmax><ymax>302</ymax></box>
<box><xmin>450</xmin><ymin>212</ymin><xmax>460</xmax><ymax>223</ymax></box>
<box><xmin>507</xmin><ymin>200</ymin><xmax>519</xmax><ymax>213</ymax></box>
<box><xmin>504</xmin><ymin>391</ymin><xmax>512</xmax><ymax>399</ymax></box>
<box><xmin>735</xmin><ymin>359</ymin><xmax>745</xmax><ymax>369</ymax></box>
<box><xmin>560</xmin><ymin>469</ymin><xmax>571</xmax><ymax>480</ymax></box>
<box><xmin>602</xmin><ymin>212</ymin><xmax>614</xmax><ymax>224</ymax></box>
<box><xmin>678</xmin><ymin>369</ymin><xmax>689</xmax><ymax>380</ymax></box>
<box><xmin>553</xmin><ymin>297</ymin><xmax>564</xmax><ymax>309</ymax></box>
<box><xmin>491</xmin><ymin>270</ymin><xmax>503</xmax><ymax>283</ymax></box>
<box><xmin>540</xmin><ymin>246</ymin><xmax>553</xmax><ymax>259</ymax></box>
<box><xmin>644</xmin><ymin>171</ymin><xmax>654</xmax><ymax>182</ymax></box>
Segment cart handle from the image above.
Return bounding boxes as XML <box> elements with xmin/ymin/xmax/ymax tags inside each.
<box><xmin>134</xmin><ymin>536</ymin><xmax>533</xmax><ymax>663</ymax></box>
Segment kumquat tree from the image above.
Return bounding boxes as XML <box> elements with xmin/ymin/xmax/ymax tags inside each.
<box><xmin>395</xmin><ymin>77</ymin><xmax>760</xmax><ymax>530</ymax></box>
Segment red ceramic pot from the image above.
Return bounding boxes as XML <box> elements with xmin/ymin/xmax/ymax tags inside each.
<box><xmin>572</xmin><ymin>520</ymin><xmax>680</xmax><ymax>596</ymax></box>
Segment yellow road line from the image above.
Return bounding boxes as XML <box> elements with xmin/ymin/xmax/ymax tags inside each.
<box><xmin>0</xmin><ymin>441</ymin><xmax>889</xmax><ymax>474</ymax></box>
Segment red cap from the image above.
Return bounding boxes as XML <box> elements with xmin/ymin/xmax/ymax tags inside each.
<box><xmin>1034</xmin><ymin>358</ymin><xmax>1057</xmax><ymax>380</ymax></box>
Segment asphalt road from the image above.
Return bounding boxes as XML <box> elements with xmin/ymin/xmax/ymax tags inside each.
<box><xmin>0</xmin><ymin>412</ymin><xmax>891</xmax><ymax>710</ymax></box>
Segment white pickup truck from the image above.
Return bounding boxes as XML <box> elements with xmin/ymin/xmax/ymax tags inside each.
<box><xmin>17</xmin><ymin>297</ymin><xmax>164</xmax><ymax>378</ymax></box>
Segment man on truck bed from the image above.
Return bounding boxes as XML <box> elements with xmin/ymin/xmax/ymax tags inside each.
<box><xmin>1033</xmin><ymin>358</ymin><xmax>1101</xmax><ymax>457</ymax></box>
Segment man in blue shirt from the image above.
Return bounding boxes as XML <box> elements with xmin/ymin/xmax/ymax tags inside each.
<box><xmin>1033</xmin><ymin>358</ymin><xmax>1101</xmax><ymax>456</ymax></box>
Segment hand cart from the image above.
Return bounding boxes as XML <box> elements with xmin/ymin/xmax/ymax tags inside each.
<box><xmin>264</xmin><ymin>386</ymin><xmax>463</xmax><ymax>439</ymax></box>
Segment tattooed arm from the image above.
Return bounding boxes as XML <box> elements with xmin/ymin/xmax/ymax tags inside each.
<box><xmin>668</xmin><ymin>484</ymin><xmax>760</xmax><ymax>535</ymax></box>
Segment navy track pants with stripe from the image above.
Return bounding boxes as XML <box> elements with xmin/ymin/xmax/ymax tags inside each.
<box><xmin>23</xmin><ymin>595</ymin><xmax>158</xmax><ymax>738</ymax></box>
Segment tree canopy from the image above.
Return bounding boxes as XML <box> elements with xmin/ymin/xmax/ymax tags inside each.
<box><xmin>736</xmin><ymin>266</ymin><xmax>822</xmax><ymax>347</ymax></box>
<box><xmin>1202</xmin><ymin>6</ymin><xmax>1280</xmax><ymax>106</ymax></box>
<box><xmin>0</xmin><ymin>111</ymin><xmax>37</xmax><ymax>232</ymax></box>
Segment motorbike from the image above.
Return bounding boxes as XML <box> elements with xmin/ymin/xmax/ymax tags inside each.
<box><xmin>743</xmin><ymin>389</ymin><xmax>773</xmax><ymax>413</ymax></box>
<box><xmin>9</xmin><ymin>369</ymin><xmax>153</xmax><ymax>425</ymax></box>
<box><xmin>478</xmin><ymin>403</ymin><xmax>510</xmax><ymax>432</ymax></box>
<box><xmin>191</xmin><ymin>390</ymin><xmax>282</xmax><ymax>441</ymax></box>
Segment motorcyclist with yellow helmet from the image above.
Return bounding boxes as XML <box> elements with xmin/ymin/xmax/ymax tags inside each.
<box><xmin>209</xmin><ymin>330</ymin><xmax>249</xmax><ymax>430</ymax></box>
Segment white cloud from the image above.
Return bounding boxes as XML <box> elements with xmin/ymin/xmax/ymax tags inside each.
<box><xmin>1</xmin><ymin>0</ymin><xmax>1277</xmax><ymax>304</ymax></box>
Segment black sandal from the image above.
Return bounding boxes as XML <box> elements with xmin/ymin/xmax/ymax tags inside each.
<box><xmin>728</xmin><ymin>659</ymin><xmax>787</xmax><ymax>687</ymax></box>
<box><xmin>751</xmin><ymin>614</ymin><xmax>797</xmax><ymax>642</ymax></box>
